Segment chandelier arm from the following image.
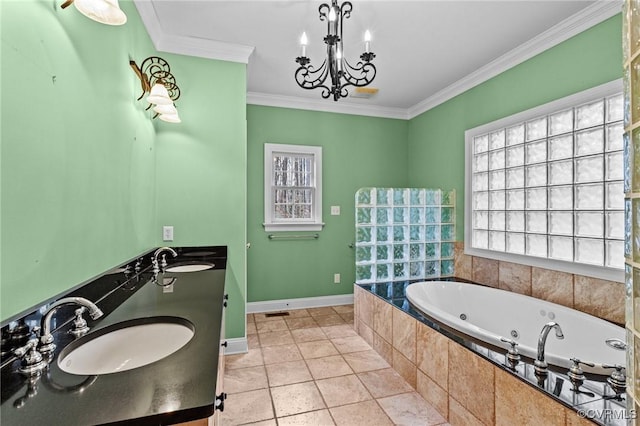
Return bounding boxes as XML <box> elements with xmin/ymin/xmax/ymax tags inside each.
<box><xmin>341</xmin><ymin>59</ymin><xmax>376</xmax><ymax>87</ymax></box>
<box><xmin>319</xmin><ymin>3</ymin><xmax>330</xmax><ymax>21</ymax></box>
<box><xmin>295</xmin><ymin>60</ymin><xmax>330</xmax><ymax>90</ymax></box>
<box><xmin>340</xmin><ymin>1</ymin><xmax>352</xmax><ymax>20</ymax></box>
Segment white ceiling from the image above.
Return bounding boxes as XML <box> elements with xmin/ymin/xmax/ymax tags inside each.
<box><xmin>134</xmin><ymin>0</ymin><xmax>621</xmax><ymax>118</ymax></box>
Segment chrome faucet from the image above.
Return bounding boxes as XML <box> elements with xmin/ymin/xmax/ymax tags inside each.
<box><xmin>152</xmin><ymin>246</ymin><xmax>178</xmax><ymax>273</ymax></box>
<box><xmin>534</xmin><ymin>321</ymin><xmax>564</xmax><ymax>376</ymax></box>
<box><xmin>39</xmin><ymin>297</ymin><xmax>103</xmax><ymax>353</ymax></box>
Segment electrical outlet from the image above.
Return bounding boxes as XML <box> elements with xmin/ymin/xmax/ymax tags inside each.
<box><xmin>163</xmin><ymin>226</ymin><xmax>174</xmax><ymax>241</ymax></box>
<box><xmin>331</xmin><ymin>205</ymin><xmax>341</xmax><ymax>215</ymax></box>
<box><xmin>333</xmin><ymin>273</ymin><xmax>341</xmax><ymax>284</ymax></box>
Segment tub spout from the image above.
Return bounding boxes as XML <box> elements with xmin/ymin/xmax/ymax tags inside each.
<box><xmin>534</xmin><ymin>322</ymin><xmax>564</xmax><ymax>376</ymax></box>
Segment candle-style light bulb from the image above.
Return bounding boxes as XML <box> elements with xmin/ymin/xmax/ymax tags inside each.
<box><xmin>364</xmin><ymin>30</ymin><xmax>371</xmax><ymax>53</ymax></box>
<box><xmin>336</xmin><ymin>47</ymin><xmax>342</xmax><ymax>71</ymax></box>
<box><xmin>328</xmin><ymin>7</ymin><xmax>336</xmax><ymax>21</ymax></box>
<box><xmin>300</xmin><ymin>31</ymin><xmax>308</xmax><ymax>57</ymax></box>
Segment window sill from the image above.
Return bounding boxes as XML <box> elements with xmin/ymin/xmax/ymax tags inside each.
<box><xmin>263</xmin><ymin>223</ymin><xmax>325</xmax><ymax>232</ymax></box>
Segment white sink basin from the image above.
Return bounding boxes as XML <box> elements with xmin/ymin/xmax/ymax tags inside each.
<box><xmin>165</xmin><ymin>263</ymin><xmax>214</xmax><ymax>273</ymax></box>
<box><xmin>58</xmin><ymin>317</ymin><xmax>194</xmax><ymax>375</ymax></box>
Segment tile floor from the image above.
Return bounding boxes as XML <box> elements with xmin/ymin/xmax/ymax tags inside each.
<box><xmin>220</xmin><ymin>305</ymin><xmax>449</xmax><ymax>426</ymax></box>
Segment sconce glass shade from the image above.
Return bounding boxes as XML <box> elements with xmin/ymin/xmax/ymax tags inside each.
<box><xmin>74</xmin><ymin>0</ymin><xmax>127</xmax><ymax>26</ymax></box>
<box><xmin>153</xmin><ymin>103</ymin><xmax>178</xmax><ymax>116</ymax></box>
<box><xmin>147</xmin><ymin>83</ymin><xmax>173</xmax><ymax>105</ymax></box>
<box><xmin>158</xmin><ymin>113</ymin><xmax>181</xmax><ymax>123</ymax></box>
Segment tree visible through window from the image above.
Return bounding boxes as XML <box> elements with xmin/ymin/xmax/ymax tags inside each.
<box><xmin>264</xmin><ymin>143</ymin><xmax>323</xmax><ymax>232</ymax></box>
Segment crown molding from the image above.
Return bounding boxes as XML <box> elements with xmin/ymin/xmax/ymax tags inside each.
<box><xmin>406</xmin><ymin>0</ymin><xmax>622</xmax><ymax>119</ymax></box>
<box><xmin>247</xmin><ymin>92</ymin><xmax>409</xmax><ymax>120</ymax></box>
<box><xmin>133</xmin><ymin>0</ymin><xmax>254</xmax><ymax>64</ymax></box>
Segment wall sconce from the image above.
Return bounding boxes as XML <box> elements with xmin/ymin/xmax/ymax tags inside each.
<box><xmin>129</xmin><ymin>56</ymin><xmax>182</xmax><ymax>124</ymax></box>
<box><xmin>60</xmin><ymin>0</ymin><xmax>127</xmax><ymax>26</ymax></box>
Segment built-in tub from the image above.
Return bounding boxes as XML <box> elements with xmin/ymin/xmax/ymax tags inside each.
<box><xmin>406</xmin><ymin>281</ymin><xmax>625</xmax><ymax>375</ymax></box>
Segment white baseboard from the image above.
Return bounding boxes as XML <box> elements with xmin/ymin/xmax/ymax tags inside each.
<box><xmin>224</xmin><ymin>337</ymin><xmax>248</xmax><ymax>355</ymax></box>
<box><xmin>246</xmin><ymin>294</ymin><xmax>354</xmax><ymax>314</ymax></box>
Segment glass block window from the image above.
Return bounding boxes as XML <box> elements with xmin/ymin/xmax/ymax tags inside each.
<box><xmin>465</xmin><ymin>81</ymin><xmax>624</xmax><ymax>281</ymax></box>
<box><xmin>355</xmin><ymin>187</ymin><xmax>456</xmax><ymax>284</ymax></box>
<box><xmin>264</xmin><ymin>143</ymin><xmax>323</xmax><ymax>232</ymax></box>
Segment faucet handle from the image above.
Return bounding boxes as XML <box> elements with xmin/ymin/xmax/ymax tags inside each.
<box><xmin>161</xmin><ymin>254</ymin><xmax>168</xmax><ymax>269</ymax></box>
<box><xmin>69</xmin><ymin>308</ymin><xmax>90</xmax><ymax>337</ymax></box>
<box><xmin>570</xmin><ymin>357</ymin><xmax>595</xmax><ymax>370</ymax></box>
<box><xmin>500</xmin><ymin>337</ymin><xmax>521</xmax><ymax>366</ymax></box>
<box><xmin>14</xmin><ymin>338</ymin><xmax>47</xmax><ymax>376</ymax></box>
<box><xmin>567</xmin><ymin>358</ymin><xmax>594</xmax><ymax>390</ymax></box>
<box><xmin>602</xmin><ymin>364</ymin><xmax>626</xmax><ymax>394</ymax></box>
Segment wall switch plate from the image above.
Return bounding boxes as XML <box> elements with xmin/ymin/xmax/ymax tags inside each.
<box><xmin>163</xmin><ymin>226</ymin><xmax>174</xmax><ymax>241</ymax></box>
<box><xmin>334</xmin><ymin>273</ymin><xmax>341</xmax><ymax>284</ymax></box>
<box><xmin>331</xmin><ymin>206</ymin><xmax>341</xmax><ymax>215</ymax></box>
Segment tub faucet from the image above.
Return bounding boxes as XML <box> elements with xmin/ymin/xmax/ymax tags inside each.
<box><xmin>39</xmin><ymin>297</ymin><xmax>104</xmax><ymax>354</ymax></box>
<box><xmin>534</xmin><ymin>321</ymin><xmax>564</xmax><ymax>376</ymax></box>
<box><xmin>152</xmin><ymin>247</ymin><xmax>178</xmax><ymax>273</ymax></box>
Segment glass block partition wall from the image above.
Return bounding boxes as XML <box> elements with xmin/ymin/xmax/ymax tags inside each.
<box><xmin>623</xmin><ymin>0</ymin><xmax>640</xmax><ymax>420</ymax></box>
<box><xmin>355</xmin><ymin>188</ymin><xmax>456</xmax><ymax>284</ymax></box>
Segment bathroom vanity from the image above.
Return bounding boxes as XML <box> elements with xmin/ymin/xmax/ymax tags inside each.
<box><xmin>0</xmin><ymin>246</ymin><xmax>228</xmax><ymax>426</ymax></box>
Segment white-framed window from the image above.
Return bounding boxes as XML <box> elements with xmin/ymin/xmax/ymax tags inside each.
<box><xmin>465</xmin><ymin>80</ymin><xmax>624</xmax><ymax>282</ymax></box>
<box><xmin>263</xmin><ymin>143</ymin><xmax>324</xmax><ymax>232</ymax></box>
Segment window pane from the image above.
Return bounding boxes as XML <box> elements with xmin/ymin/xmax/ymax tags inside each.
<box><xmin>474</xmin><ymin>135</ymin><xmax>489</xmax><ymax>153</ymax></box>
<box><xmin>549</xmin><ymin>135</ymin><xmax>573</xmax><ymax>160</ymax></box>
<box><xmin>489</xmin><ymin>130</ymin><xmax>505</xmax><ymax>150</ymax></box>
<box><xmin>549</xmin><ymin>109</ymin><xmax>573</xmax><ymax>136</ymax></box>
<box><xmin>549</xmin><ymin>186</ymin><xmax>573</xmax><ymax>210</ymax></box>
<box><xmin>506</xmin><ymin>189</ymin><xmax>524</xmax><ymax>210</ymax></box>
<box><xmin>506</xmin><ymin>168</ymin><xmax>525</xmax><ymax>188</ymax></box>
<box><xmin>549</xmin><ymin>212</ymin><xmax>573</xmax><ymax>235</ymax></box>
<box><xmin>526</xmin><ymin>140</ymin><xmax>547</xmax><ymax>164</ymax></box>
<box><xmin>506</xmin><ymin>125</ymin><xmax>524</xmax><ymax>146</ymax></box>
<box><xmin>506</xmin><ymin>212</ymin><xmax>525</xmax><ymax>232</ymax></box>
<box><xmin>575</xmin><ymin>212</ymin><xmax>603</xmax><ymax>238</ymax></box>
<box><xmin>526</xmin><ymin>234</ymin><xmax>547</xmax><ymax>257</ymax></box>
<box><xmin>576</xmin><ymin>100</ymin><xmax>604</xmax><ymax>130</ymax></box>
<box><xmin>526</xmin><ymin>187</ymin><xmax>547</xmax><ymax>210</ymax></box>
<box><xmin>526</xmin><ymin>117</ymin><xmax>547</xmax><ymax>141</ymax></box>
<box><xmin>575</xmin><ymin>155</ymin><xmax>603</xmax><ymax>183</ymax></box>
<box><xmin>575</xmin><ymin>238</ymin><xmax>603</xmax><ymax>265</ymax></box>
<box><xmin>526</xmin><ymin>211</ymin><xmax>547</xmax><ymax>233</ymax></box>
<box><xmin>575</xmin><ymin>183</ymin><xmax>603</xmax><ymax>210</ymax></box>
<box><xmin>549</xmin><ymin>236</ymin><xmax>573</xmax><ymax>261</ymax></box>
<box><xmin>506</xmin><ymin>233</ymin><xmax>525</xmax><ymax>254</ymax></box>
<box><xmin>575</xmin><ymin>128</ymin><xmax>604</xmax><ymax>156</ymax></box>
<box><xmin>549</xmin><ymin>160</ymin><xmax>573</xmax><ymax>185</ymax></box>
<box><xmin>506</xmin><ymin>145</ymin><xmax>524</xmax><ymax>167</ymax></box>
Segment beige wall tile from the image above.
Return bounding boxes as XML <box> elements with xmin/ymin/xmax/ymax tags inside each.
<box><xmin>373</xmin><ymin>296</ymin><xmax>393</xmax><ymax>343</ymax></box>
<box><xmin>494</xmin><ymin>367</ymin><xmax>565</xmax><ymax>426</ymax></box>
<box><xmin>393</xmin><ymin>349</ymin><xmax>417</xmax><ymax>389</ymax></box>
<box><xmin>472</xmin><ymin>257</ymin><xmax>499</xmax><ymax>288</ymax></box>
<box><xmin>454</xmin><ymin>242</ymin><xmax>472</xmax><ymax>280</ymax></box>
<box><xmin>416</xmin><ymin>321</ymin><xmax>448</xmax><ymax>390</ymax></box>
<box><xmin>373</xmin><ymin>332</ymin><xmax>393</xmax><ymax>365</ymax></box>
<box><xmin>531</xmin><ymin>267</ymin><xmax>574</xmax><ymax>308</ymax></box>
<box><xmin>416</xmin><ymin>370</ymin><xmax>448</xmax><ymax>420</ymax></box>
<box><xmin>358</xmin><ymin>320</ymin><xmax>374</xmax><ymax>347</ymax></box>
<box><xmin>498</xmin><ymin>261</ymin><xmax>532</xmax><ymax>295</ymax></box>
<box><xmin>392</xmin><ymin>307</ymin><xmax>416</xmax><ymax>363</ymax></box>
<box><xmin>360</xmin><ymin>291</ymin><xmax>374</xmax><ymax>327</ymax></box>
<box><xmin>448</xmin><ymin>397</ymin><xmax>484</xmax><ymax>426</ymax></box>
<box><xmin>574</xmin><ymin>275</ymin><xmax>625</xmax><ymax>324</ymax></box>
<box><xmin>448</xmin><ymin>343</ymin><xmax>494</xmax><ymax>425</ymax></box>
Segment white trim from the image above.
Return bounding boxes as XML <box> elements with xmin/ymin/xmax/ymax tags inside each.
<box><xmin>406</xmin><ymin>0</ymin><xmax>622</xmax><ymax>120</ymax></box>
<box><xmin>224</xmin><ymin>337</ymin><xmax>248</xmax><ymax>355</ymax></box>
<box><xmin>464</xmin><ymin>79</ymin><xmax>624</xmax><ymax>283</ymax></box>
<box><xmin>133</xmin><ymin>0</ymin><xmax>254</xmax><ymax>64</ymax></box>
<box><xmin>247</xmin><ymin>92</ymin><xmax>409</xmax><ymax>120</ymax></box>
<box><xmin>247</xmin><ymin>294</ymin><xmax>354</xmax><ymax>314</ymax></box>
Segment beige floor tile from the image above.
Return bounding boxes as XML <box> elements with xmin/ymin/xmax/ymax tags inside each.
<box><xmin>339</xmin><ymin>313</ymin><xmax>354</xmax><ymax>324</ymax></box>
<box><xmin>246</xmin><ymin>322</ymin><xmax>257</xmax><ymax>335</ymax></box>
<box><xmin>321</xmin><ymin>324</ymin><xmax>357</xmax><ymax>339</ymax></box>
<box><xmin>329</xmin><ymin>400</ymin><xmax>394</xmax><ymax>426</ymax></box>
<box><xmin>240</xmin><ymin>420</ymin><xmax>277</xmax><ymax>426</ymax></box>
<box><xmin>247</xmin><ymin>314</ymin><xmax>255</xmax><ymax>324</ymax></box>
<box><xmin>314</xmin><ymin>314</ymin><xmax>346</xmax><ymax>327</ymax></box>
<box><xmin>262</xmin><ymin>343</ymin><xmax>303</xmax><ymax>365</ymax></box>
<box><xmin>291</xmin><ymin>327</ymin><xmax>327</xmax><ymax>343</ymax></box>
<box><xmin>258</xmin><ymin>330</ymin><xmax>294</xmax><ymax>347</ymax></box>
<box><xmin>285</xmin><ymin>317</ymin><xmax>319</xmax><ymax>330</ymax></box>
<box><xmin>247</xmin><ymin>334</ymin><xmax>260</xmax><ymax>349</ymax></box>
<box><xmin>224</xmin><ymin>365</ymin><xmax>268</xmax><ymax>394</ymax></box>
<box><xmin>297</xmin><ymin>340</ymin><xmax>339</xmax><ymax>359</ymax></box>
<box><xmin>256</xmin><ymin>318</ymin><xmax>288</xmax><ymax>333</ymax></box>
<box><xmin>277</xmin><ymin>409</ymin><xmax>335</xmax><ymax>426</ymax></box>
<box><xmin>332</xmin><ymin>305</ymin><xmax>354</xmax><ymax>315</ymax></box>
<box><xmin>342</xmin><ymin>349</ymin><xmax>390</xmax><ymax>373</ymax></box>
<box><xmin>307</xmin><ymin>307</ymin><xmax>339</xmax><ymax>317</ymax></box>
<box><xmin>254</xmin><ymin>313</ymin><xmax>288</xmax><ymax>322</ymax></box>
<box><xmin>226</xmin><ymin>348</ymin><xmax>264</xmax><ymax>370</ymax></box>
<box><xmin>265</xmin><ymin>360</ymin><xmax>313</xmax><ymax>387</ymax></box>
<box><xmin>315</xmin><ymin>374</ymin><xmax>372</xmax><ymax>407</ymax></box>
<box><xmin>218</xmin><ymin>388</ymin><xmax>274</xmax><ymax>425</ymax></box>
<box><xmin>357</xmin><ymin>368</ymin><xmax>413</xmax><ymax>398</ymax></box>
<box><xmin>286</xmin><ymin>309</ymin><xmax>311</xmax><ymax>318</ymax></box>
<box><xmin>306</xmin><ymin>355</ymin><xmax>353</xmax><ymax>379</ymax></box>
<box><xmin>270</xmin><ymin>381</ymin><xmax>326</xmax><ymax>417</ymax></box>
<box><xmin>377</xmin><ymin>392</ymin><xmax>447</xmax><ymax>426</ymax></box>
<box><xmin>331</xmin><ymin>335</ymin><xmax>371</xmax><ymax>353</ymax></box>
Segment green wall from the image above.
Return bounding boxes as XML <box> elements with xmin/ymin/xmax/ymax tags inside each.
<box><xmin>407</xmin><ymin>15</ymin><xmax>623</xmax><ymax>239</ymax></box>
<box><xmin>246</xmin><ymin>106</ymin><xmax>408</xmax><ymax>302</ymax></box>
<box><xmin>1</xmin><ymin>1</ymin><xmax>248</xmax><ymax>338</ymax></box>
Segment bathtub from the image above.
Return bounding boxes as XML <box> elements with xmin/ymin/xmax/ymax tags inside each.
<box><xmin>406</xmin><ymin>281</ymin><xmax>626</xmax><ymax>375</ymax></box>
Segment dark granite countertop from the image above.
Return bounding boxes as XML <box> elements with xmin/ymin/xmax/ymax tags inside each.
<box><xmin>1</xmin><ymin>246</ymin><xmax>227</xmax><ymax>426</ymax></box>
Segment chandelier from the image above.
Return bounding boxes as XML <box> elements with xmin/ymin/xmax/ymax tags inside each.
<box><xmin>295</xmin><ymin>0</ymin><xmax>376</xmax><ymax>101</ymax></box>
